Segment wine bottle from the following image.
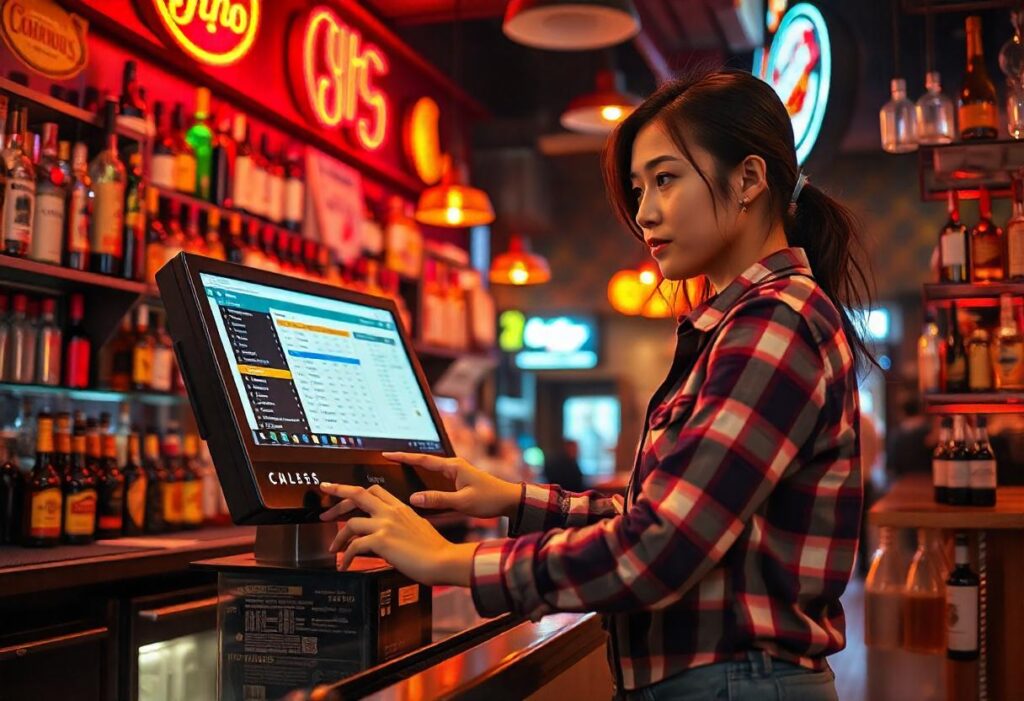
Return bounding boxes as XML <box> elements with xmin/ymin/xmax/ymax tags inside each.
<box><xmin>959</xmin><ymin>16</ymin><xmax>1000</xmax><ymax>140</ymax></box>
<box><xmin>945</xmin><ymin>302</ymin><xmax>968</xmax><ymax>393</ymax></box>
<box><xmin>971</xmin><ymin>188</ymin><xmax>1005</xmax><ymax>282</ymax></box>
<box><xmin>932</xmin><ymin>418</ymin><xmax>951</xmax><ymax>504</ymax></box>
<box><xmin>89</xmin><ymin>99</ymin><xmax>126</xmax><ymax>276</ymax></box>
<box><xmin>122</xmin><ymin>152</ymin><xmax>145</xmax><ymax>281</ymax></box>
<box><xmin>64</xmin><ymin>293</ymin><xmax>91</xmax><ymax>389</ymax></box>
<box><xmin>65</xmin><ymin>142</ymin><xmax>91</xmax><ymax>271</ymax></box>
<box><xmin>968</xmin><ymin>417</ymin><xmax>997</xmax><ymax>506</ymax></box>
<box><xmin>948</xmin><ymin>416</ymin><xmax>971</xmax><ymax>506</ymax></box>
<box><xmin>946</xmin><ymin>534</ymin><xmax>979</xmax><ymax>660</ymax></box>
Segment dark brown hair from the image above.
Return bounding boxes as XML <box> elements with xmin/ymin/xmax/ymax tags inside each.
<box><xmin>602</xmin><ymin>67</ymin><xmax>875</xmax><ymax>370</ymax></box>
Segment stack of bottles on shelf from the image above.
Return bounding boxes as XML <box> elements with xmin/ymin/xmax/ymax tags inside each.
<box><xmin>0</xmin><ymin>408</ymin><xmax>230</xmax><ymax>548</ymax></box>
<box><xmin>881</xmin><ymin>11</ymin><xmax>1024</xmax><ymax>151</ymax></box>
<box><xmin>0</xmin><ymin>290</ymin><xmax>90</xmax><ymax>388</ymax></box>
<box><xmin>102</xmin><ymin>303</ymin><xmax>182</xmax><ymax>395</ymax></box>
<box><xmin>866</xmin><ymin>529</ymin><xmax>980</xmax><ymax>667</ymax></box>
<box><xmin>931</xmin><ymin>415</ymin><xmax>998</xmax><ymax>507</ymax></box>
<box><xmin>937</xmin><ymin>186</ymin><xmax>1024</xmax><ymax>286</ymax></box>
<box><xmin>918</xmin><ymin>293</ymin><xmax>1024</xmax><ymax>394</ymax></box>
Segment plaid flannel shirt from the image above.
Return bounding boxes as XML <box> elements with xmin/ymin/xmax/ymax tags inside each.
<box><xmin>470</xmin><ymin>248</ymin><xmax>862</xmax><ymax>691</ymax></box>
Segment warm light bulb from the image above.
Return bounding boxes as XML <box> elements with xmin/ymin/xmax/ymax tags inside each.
<box><xmin>444</xmin><ymin>189</ymin><xmax>465</xmax><ymax>225</ymax></box>
<box><xmin>638</xmin><ymin>269</ymin><xmax>656</xmax><ymax>285</ymax></box>
<box><xmin>510</xmin><ymin>263</ymin><xmax>530</xmax><ymax>285</ymax></box>
<box><xmin>445</xmin><ymin>207</ymin><xmax>463</xmax><ymax>225</ymax></box>
<box><xmin>601</xmin><ymin>105</ymin><xmax>624</xmax><ymax>122</ymax></box>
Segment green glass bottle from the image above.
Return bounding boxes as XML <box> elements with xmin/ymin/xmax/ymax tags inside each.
<box><xmin>185</xmin><ymin>87</ymin><xmax>213</xmax><ymax>200</ymax></box>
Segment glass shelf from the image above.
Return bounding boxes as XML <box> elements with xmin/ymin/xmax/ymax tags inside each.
<box><xmin>0</xmin><ymin>382</ymin><xmax>186</xmax><ymax>407</ymax></box>
<box><xmin>923</xmin><ymin>392</ymin><xmax>1024</xmax><ymax>414</ymax></box>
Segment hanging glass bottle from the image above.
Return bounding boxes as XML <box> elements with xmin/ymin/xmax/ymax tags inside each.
<box><xmin>916</xmin><ymin>72</ymin><xmax>956</xmax><ymax>145</ymax></box>
<box><xmin>881</xmin><ymin>78</ymin><xmax>919</xmax><ymax>153</ymax></box>
<box><xmin>1002</xmin><ymin>10</ymin><xmax>1024</xmax><ymax>138</ymax></box>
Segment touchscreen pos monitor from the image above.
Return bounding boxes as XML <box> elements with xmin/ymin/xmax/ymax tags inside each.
<box><xmin>156</xmin><ymin>254</ymin><xmax>455</xmax><ymax>525</ymax></box>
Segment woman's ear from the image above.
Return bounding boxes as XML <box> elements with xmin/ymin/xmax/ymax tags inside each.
<box><xmin>736</xmin><ymin>155</ymin><xmax>768</xmax><ymax>205</ymax></box>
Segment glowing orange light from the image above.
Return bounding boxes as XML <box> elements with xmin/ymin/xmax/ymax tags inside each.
<box><xmin>150</xmin><ymin>0</ymin><xmax>260</xmax><ymax>66</ymax></box>
<box><xmin>601</xmin><ymin>105</ymin><xmax>624</xmax><ymax>121</ymax></box>
<box><xmin>404</xmin><ymin>96</ymin><xmax>444</xmax><ymax>185</ymax></box>
<box><xmin>416</xmin><ymin>154</ymin><xmax>495</xmax><ymax>228</ymax></box>
<box><xmin>490</xmin><ymin>236</ymin><xmax>550</xmax><ymax>286</ymax></box>
<box><xmin>607</xmin><ymin>269</ymin><xmax>645</xmax><ymax>315</ymax></box>
<box><xmin>638</xmin><ymin>268</ymin><xmax>656</xmax><ymax>286</ymax></box>
<box><xmin>296</xmin><ymin>6</ymin><xmax>390</xmax><ymax>151</ymax></box>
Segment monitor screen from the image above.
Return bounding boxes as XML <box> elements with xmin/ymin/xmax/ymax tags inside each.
<box><xmin>199</xmin><ymin>272</ymin><xmax>444</xmax><ymax>454</ymax></box>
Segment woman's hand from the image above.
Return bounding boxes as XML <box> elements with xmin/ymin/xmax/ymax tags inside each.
<box><xmin>382</xmin><ymin>452</ymin><xmax>522</xmax><ymax>520</ymax></box>
<box><xmin>318</xmin><ymin>482</ymin><xmax>477</xmax><ymax>586</ymax></box>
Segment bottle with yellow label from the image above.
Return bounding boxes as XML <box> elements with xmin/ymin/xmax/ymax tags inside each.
<box><xmin>122</xmin><ymin>432</ymin><xmax>147</xmax><ymax>536</ymax></box>
<box><xmin>96</xmin><ymin>432</ymin><xmax>124</xmax><ymax>539</ymax></box>
<box><xmin>63</xmin><ymin>424</ymin><xmax>97</xmax><ymax>545</ymax></box>
<box><xmin>959</xmin><ymin>16</ymin><xmax>1000</xmax><ymax>141</ymax></box>
<box><xmin>161</xmin><ymin>433</ymin><xmax>184</xmax><ymax>532</ymax></box>
<box><xmin>181</xmin><ymin>434</ymin><xmax>204</xmax><ymax>530</ymax></box>
<box><xmin>143</xmin><ymin>432</ymin><xmax>166</xmax><ymax>534</ymax></box>
<box><xmin>22</xmin><ymin>413</ymin><xmax>62</xmax><ymax>548</ymax></box>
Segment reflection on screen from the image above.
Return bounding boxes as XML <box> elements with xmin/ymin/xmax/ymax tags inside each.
<box><xmin>200</xmin><ymin>272</ymin><xmax>443</xmax><ymax>453</ymax></box>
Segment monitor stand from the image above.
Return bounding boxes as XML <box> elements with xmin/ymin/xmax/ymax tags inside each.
<box><xmin>254</xmin><ymin>522</ymin><xmax>337</xmax><ymax>567</ymax></box>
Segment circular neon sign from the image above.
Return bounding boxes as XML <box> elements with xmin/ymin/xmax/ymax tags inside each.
<box><xmin>758</xmin><ymin>3</ymin><xmax>831</xmax><ymax>165</ymax></box>
<box><xmin>146</xmin><ymin>0</ymin><xmax>260</xmax><ymax>66</ymax></box>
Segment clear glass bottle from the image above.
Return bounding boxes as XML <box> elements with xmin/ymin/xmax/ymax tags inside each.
<box><xmin>34</xmin><ymin>298</ymin><xmax>61</xmax><ymax>386</ymax></box>
<box><xmin>30</xmin><ymin>123</ymin><xmax>68</xmax><ymax>265</ymax></box>
<box><xmin>65</xmin><ymin>142</ymin><xmax>91</xmax><ymax>271</ymax></box>
<box><xmin>903</xmin><ymin>529</ymin><xmax>947</xmax><ymax>655</ymax></box>
<box><xmin>866</xmin><ymin>526</ymin><xmax>909</xmax><ymax>649</ymax></box>
<box><xmin>994</xmin><ymin>293</ymin><xmax>1024</xmax><ymax>391</ymax></box>
<box><xmin>918</xmin><ymin>313</ymin><xmax>943</xmax><ymax>394</ymax></box>
<box><xmin>2</xmin><ymin>105</ymin><xmax>36</xmax><ymax>256</ymax></box>
<box><xmin>916</xmin><ymin>72</ymin><xmax>955</xmax><ymax>145</ymax></box>
<box><xmin>6</xmin><ymin>294</ymin><xmax>34</xmax><ymax>383</ymax></box>
<box><xmin>881</xmin><ymin>78</ymin><xmax>918</xmax><ymax>154</ymax></box>
<box><xmin>1001</xmin><ymin>10</ymin><xmax>1024</xmax><ymax>138</ymax></box>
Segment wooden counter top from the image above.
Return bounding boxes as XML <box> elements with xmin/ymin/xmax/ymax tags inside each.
<box><xmin>869</xmin><ymin>475</ymin><xmax>1024</xmax><ymax>529</ymax></box>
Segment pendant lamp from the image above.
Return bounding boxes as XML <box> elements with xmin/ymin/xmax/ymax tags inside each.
<box><xmin>504</xmin><ymin>0</ymin><xmax>641</xmax><ymax>51</ymax></box>
<box><xmin>490</xmin><ymin>235</ymin><xmax>551</xmax><ymax>286</ymax></box>
<box><xmin>415</xmin><ymin>154</ymin><xmax>495</xmax><ymax>227</ymax></box>
<box><xmin>561</xmin><ymin>69</ymin><xmax>640</xmax><ymax>134</ymax></box>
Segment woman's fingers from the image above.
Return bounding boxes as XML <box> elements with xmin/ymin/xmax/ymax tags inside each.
<box><xmin>339</xmin><ymin>534</ymin><xmax>378</xmax><ymax>571</ymax></box>
<box><xmin>409</xmin><ymin>489</ymin><xmax>460</xmax><ymax>509</ymax></box>
<box><xmin>382</xmin><ymin>452</ymin><xmax>461</xmax><ymax>479</ymax></box>
<box><xmin>366</xmin><ymin>483</ymin><xmax>403</xmax><ymax>507</ymax></box>
<box><xmin>319</xmin><ymin>498</ymin><xmax>356</xmax><ymax>521</ymax></box>
<box><xmin>319</xmin><ymin>483</ymin><xmax>387</xmax><ymax>517</ymax></box>
<box><xmin>329</xmin><ymin>517</ymin><xmax>378</xmax><ymax>552</ymax></box>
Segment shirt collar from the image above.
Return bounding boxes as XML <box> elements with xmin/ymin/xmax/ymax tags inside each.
<box><xmin>682</xmin><ymin>247</ymin><xmax>813</xmax><ymax>333</ymax></box>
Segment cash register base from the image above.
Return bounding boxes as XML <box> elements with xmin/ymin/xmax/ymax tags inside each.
<box><xmin>195</xmin><ymin>524</ymin><xmax>432</xmax><ymax>701</ymax></box>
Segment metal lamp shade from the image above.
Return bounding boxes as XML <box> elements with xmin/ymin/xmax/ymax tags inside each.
<box><xmin>503</xmin><ymin>0</ymin><xmax>641</xmax><ymax>51</ymax></box>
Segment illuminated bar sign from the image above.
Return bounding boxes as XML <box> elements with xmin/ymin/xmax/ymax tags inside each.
<box><xmin>500</xmin><ymin>311</ymin><xmax>599</xmax><ymax>370</ymax></box>
<box><xmin>0</xmin><ymin>0</ymin><xmax>88</xmax><ymax>78</ymax></box>
<box><xmin>141</xmin><ymin>0</ymin><xmax>260</xmax><ymax>66</ymax></box>
<box><xmin>289</xmin><ymin>5</ymin><xmax>390</xmax><ymax>152</ymax></box>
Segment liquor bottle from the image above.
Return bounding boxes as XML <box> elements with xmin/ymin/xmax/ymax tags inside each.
<box><xmin>143</xmin><ymin>431</ymin><xmax>165</xmax><ymax>534</ymax></box>
<box><xmin>226</xmin><ymin>212</ymin><xmax>244</xmax><ymax>264</ymax></box>
<box><xmin>6</xmin><ymin>293</ymin><xmax>35</xmax><ymax>383</ymax></box>
<box><xmin>121</xmin><ymin>431</ymin><xmax>146</xmax><ymax>536</ymax></box>
<box><xmin>945</xmin><ymin>302</ymin><xmax>968</xmax><ymax>393</ymax></box>
<box><xmin>865</xmin><ymin>526</ymin><xmax>908</xmax><ymax>649</ymax></box>
<box><xmin>144</xmin><ymin>191</ymin><xmax>168</xmax><ymax>285</ymax></box>
<box><xmin>122</xmin><ymin>152</ymin><xmax>145</xmax><ymax>281</ymax></box>
<box><xmin>278</xmin><ymin>230</ymin><xmax>296</xmax><ymax>276</ymax></box>
<box><xmin>132</xmin><ymin>303</ymin><xmax>154</xmax><ymax>391</ymax></box>
<box><xmin>63</xmin><ymin>422</ymin><xmax>97</xmax><ymax>545</ymax></box>
<box><xmin>34</xmin><ymin>298</ymin><xmax>62</xmax><ymax>386</ymax></box>
<box><xmin>150</xmin><ymin>310</ymin><xmax>174</xmax><ymax>393</ymax></box>
<box><xmin>1008</xmin><ymin>174</ymin><xmax>1024</xmax><ymax>281</ymax></box>
<box><xmin>971</xmin><ymin>188</ymin><xmax>1005</xmax><ymax>282</ymax></box>
<box><xmin>959</xmin><ymin>17</ymin><xmax>1000</xmax><ymax>141</ymax></box>
<box><xmin>261</xmin><ymin>225</ymin><xmax>280</xmax><ymax>272</ymax></box>
<box><xmin>171</xmin><ymin>104</ymin><xmax>197</xmax><ymax>195</ymax></box>
<box><xmin>0</xmin><ymin>438</ymin><xmax>21</xmax><ymax>544</ymax></box>
<box><xmin>3</xmin><ymin>105</ymin><xmax>36</xmax><ymax>257</ymax></box>
<box><xmin>161</xmin><ymin>432</ymin><xmax>183</xmax><ymax>532</ymax></box>
<box><xmin>241</xmin><ymin>219</ymin><xmax>263</xmax><ymax>267</ymax></box>
<box><xmin>915</xmin><ymin>71</ymin><xmax>956</xmax><ymax>145</ymax></box>
<box><xmin>95</xmin><ymin>429</ymin><xmax>124</xmax><ymax>538</ymax></box>
<box><xmin>89</xmin><ymin>99</ymin><xmax>126</xmax><ymax>277</ymax></box>
<box><xmin>967</xmin><ymin>327</ymin><xmax>992</xmax><ymax>392</ymax></box>
<box><xmin>880</xmin><ymin>78</ymin><xmax>918</xmax><ymax>154</ymax></box>
<box><xmin>946</xmin><ymin>534</ymin><xmax>979</xmax><ymax>660</ymax></box>
<box><xmin>114</xmin><ymin>403</ymin><xmax>131</xmax><ymax>468</ymax></box>
<box><xmin>163</xmin><ymin>199</ymin><xmax>186</xmax><ymax>262</ymax></box>
<box><xmin>54</xmin><ymin>411</ymin><xmax>72</xmax><ymax>479</ymax></box>
<box><xmin>64</xmin><ymin>293</ymin><xmax>91</xmax><ymax>389</ymax></box>
<box><xmin>65</xmin><ymin>142</ymin><xmax>91</xmax><ymax>271</ymax></box>
<box><xmin>969</xmin><ymin>416</ymin><xmax>997</xmax><ymax>506</ymax></box>
<box><xmin>940</xmin><ymin>191</ymin><xmax>969</xmax><ymax>284</ymax></box>
<box><xmin>249</xmin><ymin>132</ymin><xmax>268</xmax><ymax>218</ymax></box>
<box><xmin>85</xmin><ymin>418</ymin><xmax>102</xmax><ymax>478</ymax></box>
<box><xmin>119</xmin><ymin>60</ymin><xmax>146</xmax><ymax>119</ymax></box>
<box><xmin>185</xmin><ymin>87</ymin><xmax>213</xmax><ymax>200</ymax></box>
<box><xmin>264</xmin><ymin>139</ymin><xmax>284</xmax><ymax>224</ymax></box>
<box><xmin>21</xmin><ymin>413</ymin><xmax>61</xmax><ymax>547</ymax></box>
<box><xmin>283</xmin><ymin>147</ymin><xmax>304</xmax><ymax>232</ymax></box>
<box><xmin>948</xmin><ymin>415</ymin><xmax>971</xmax><ymax>506</ymax></box>
<box><xmin>385</xmin><ymin>197</ymin><xmax>423</xmax><ymax>278</ymax></box>
<box><xmin>30</xmin><ymin>123</ymin><xmax>67</xmax><ymax>265</ymax></box>
<box><xmin>181</xmin><ymin>434</ymin><xmax>203</xmax><ymax>530</ymax></box>
<box><xmin>182</xmin><ymin>204</ymin><xmax>205</xmax><ymax>255</ymax></box>
<box><xmin>994</xmin><ymin>293</ymin><xmax>1024</xmax><ymax>390</ymax></box>
<box><xmin>933</xmin><ymin>419</ymin><xmax>951</xmax><ymax>504</ymax></box>
<box><xmin>210</xmin><ymin>114</ymin><xmax>234</xmax><ymax>207</ymax></box>
<box><xmin>232</xmin><ymin>114</ymin><xmax>251</xmax><ymax>213</ymax></box>
<box><xmin>204</xmin><ymin>209</ymin><xmax>226</xmax><ymax>260</ymax></box>
<box><xmin>902</xmin><ymin>528</ymin><xmax>947</xmax><ymax>655</ymax></box>
<box><xmin>919</xmin><ymin>315</ymin><xmax>944</xmax><ymax>394</ymax></box>
<box><xmin>150</xmin><ymin>102</ymin><xmax>175</xmax><ymax>191</ymax></box>
<box><xmin>108</xmin><ymin>315</ymin><xmax>133</xmax><ymax>391</ymax></box>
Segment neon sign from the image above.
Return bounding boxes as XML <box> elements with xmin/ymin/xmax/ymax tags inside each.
<box><xmin>144</xmin><ymin>0</ymin><xmax>260</xmax><ymax>66</ymax></box>
<box><xmin>291</xmin><ymin>6</ymin><xmax>390</xmax><ymax>152</ymax></box>
<box><xmin>0</xmin><ymin>0</ymin><xmax>88</xmax><ymax>79</ymax></box>
<box><xmin>754</xmin><ymin>3</ymin><xmax>831</xmax><ymax>165</ymax></box>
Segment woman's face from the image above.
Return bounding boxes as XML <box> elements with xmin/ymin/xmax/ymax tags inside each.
<box><xmin>629</xmin><ymin>122</ymin><xmax>736</xmax><ymax>281</ymax></box>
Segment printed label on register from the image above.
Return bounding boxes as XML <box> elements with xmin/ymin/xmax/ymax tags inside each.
<box><xmin>398</xmin><ymin>584</ymin><xmax>419</xmax><ymax>606</ymax></box>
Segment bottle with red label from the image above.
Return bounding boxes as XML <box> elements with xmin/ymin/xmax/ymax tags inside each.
<box><xmin>64</xmin><ymin>293</ymin><xmax>91</xmax><ymax>389</ymax></box>
<box><xmin>96</xmin><ymin>430</ymin><xmax>124</xmax><ymax>539</ymax></box>
<box><xmin>22</xmin><ymin>412</ymin><xmax>62</xmax><ymax>547</ymax></box>
<box><xmin>62</xmin><ymin>421</ymin><xmax>96</xmax><ymax>545</ymax></box>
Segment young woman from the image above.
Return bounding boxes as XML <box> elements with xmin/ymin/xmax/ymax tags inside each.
<box><xmin>319</xmin><ymin>68</ymin><xmax>869</xmax><ymax>700</ymax></box>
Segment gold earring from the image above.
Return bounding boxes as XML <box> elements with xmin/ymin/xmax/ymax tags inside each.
<box><xmin>739</xmin><ymin>197</ymin><xmax>749</xmax><ymax>213</ymax></box>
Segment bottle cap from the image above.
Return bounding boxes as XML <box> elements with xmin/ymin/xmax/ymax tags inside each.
<box><xmin>69</xmin><ymin>292</ymin><xmax>85</xmax><ymax>320</ymax></box>
<box><xmin>41</xmin><ymin>298</ymin><xmax>56</xmax><ymax>315</ymax></box>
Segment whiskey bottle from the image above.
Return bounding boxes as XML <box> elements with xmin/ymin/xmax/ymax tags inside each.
<box><xmin>994</xmin><ymin>293</ymin><xmax>1024</xmax><ymax>390</ymax></box>
<box><xmin>122</xmin><ymin>431</ymin><xmax>147</xmax><ymax>536</ymax></box>
<box><xmin>95</xmin><ymin>430</ymin><xmax>124</xmax><ymax>538</ymax></box>
<box><xmin>959</xmin><ymin>16</ymin><xmax>1000</xmax><ymax>140</ymax></box>
<box><xmin>22</xmin><ymin>413</ymin><xmax>61</xmax><ymax>547</ymax></box>
<box><xmin>3</xmin><ymin>105</ymin><xmax>36</xmax><ymax>257</ymax></box>
<box><xmin>62</xmin><ymin>422</ymin><xmax>97</xmax><ymax>545</ymax></box>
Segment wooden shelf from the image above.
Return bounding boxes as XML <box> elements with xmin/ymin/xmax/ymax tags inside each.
<box><xmin>919</xmin><ymin>139</ymin><xmax>1024</xmax><ymax>202</ymax></box>
<box><xmin>151</xmin><ymin>185</ymin><xmax>299</xmax><ymax>242</ymax></box>
<box><xmin>0</xmin><ymin>382</ymin><xmax>186</xmax><ymax>406</ymax></box>
<box><xmin>869</xmin><ymin>475</ymin><xmax>1024</xmax><ymax>529</ymax></box>
<box><xmin>0</xmin><ymin>76</ymin><xmax>146</xmax><ymax>141</ymax></box>
<box><xmin>923</xmin><ymin>282</ymin><xmax>1024</xmax><ymax>302</ymax></box>
<box><xmin>923</xmin><ymin>392</ymin><xmax>1024</xmax><ymax>414</ymax></box>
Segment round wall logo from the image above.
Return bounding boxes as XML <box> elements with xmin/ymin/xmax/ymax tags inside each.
<box><xmin>757</xmin><ymin>3</ymin><xmax>831</xmax><ymax>165</ymax></box>
<box><xmin>144</xmin><ymin>0</ymin><xmax>260</xmax><ymax>66</ymax></box>
<box><xmin>0</xmin><ymin>0</ymin><xmax>88</xmax><ymax>79</ymax></box>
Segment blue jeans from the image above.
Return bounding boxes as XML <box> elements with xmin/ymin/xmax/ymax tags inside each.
<box><xmin>622</xmin><ymin>651</ymin><xmax>838</xmax><ymax>701</ymax></box>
